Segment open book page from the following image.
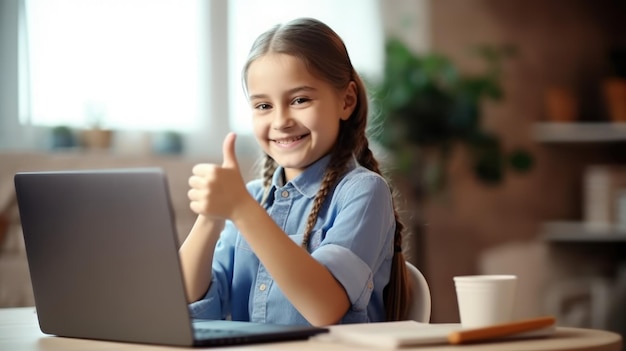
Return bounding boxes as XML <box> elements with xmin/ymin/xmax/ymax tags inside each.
<box><xmin>314</xmin><ymin>321</ymin><xmax>458</xmax><ymax>348</ymax></box>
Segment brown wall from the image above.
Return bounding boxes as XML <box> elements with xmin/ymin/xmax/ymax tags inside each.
<box><xmin>410</xmin><ymin>0</ymin><xmax>626</xmax><ymax>323</ymax></box>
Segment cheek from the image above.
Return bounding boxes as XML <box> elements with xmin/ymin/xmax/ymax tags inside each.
<box><xmin>307</xmin><ymin>114</ymin><xmax>340</xmax><ymax>138</ymax></box>
<box><xmin>252</xmin><ymin>118</ymin><xmax>264</xmax><ymax>135</ymax></box>
<box><xmin>252</xmin><ymin>118</ymin><xmax>270</xmax><ymax>146</ymax></box>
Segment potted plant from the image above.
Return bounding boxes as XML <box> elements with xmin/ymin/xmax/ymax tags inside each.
<box><xmin>49</xmin><ymin>125</ymin><xmax>77</xmax><ymax>150</ymax></box>
<box><xmin>370</xmin><ymin>38</ymin><xmax>533</xmax><ymax>198</ymax></box>
<box><xmin>80</xmin><ymin>103</ymin><xmax>113</xmax><ymax>150</ymax></box>
<box><xmin>152</xmin><ymin>130</ymin><xmax>184</xmax><ymax>155</ymax></box>
<box><xmin>603</xmin><ymin>47</ymin><xmax>626</xmax><ymax>122</ymax></box>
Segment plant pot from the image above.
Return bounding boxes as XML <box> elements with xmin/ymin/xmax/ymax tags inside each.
<box><xmin>81</xmin><ymin>128</ymin><xmax>113</xmax><ymax>149</ymax></box>
<box><xmin>603</xmin><ymin>78</ymin><xmax>626</xmax><ymax>122</ymax></box>
<box><xmin>544</xmin><ymin>87</ymin><xmax>578</xmax><ymax>122</ymax></box>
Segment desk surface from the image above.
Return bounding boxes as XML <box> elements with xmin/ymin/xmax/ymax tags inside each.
<box><xmin>0</xmin><ymin>307</ymin><xmax>622</xmax><ymax>351</ymax></box>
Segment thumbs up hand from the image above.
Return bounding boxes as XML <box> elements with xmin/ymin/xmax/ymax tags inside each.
<box><xmin>220</xmin><ymin>131</ymin><xmax>239</xmax><ymax>170</ymax></box>
<box><xmin>188</xmin><ymin>132</ymin><xmax>250</xmax><ymax>220</ymax></box>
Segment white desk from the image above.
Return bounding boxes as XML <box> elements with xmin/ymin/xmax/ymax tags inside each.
<box><xmin>0</xmin><ymin>307</ymin><xmax>622</xmax><ymax>351</ymax></box>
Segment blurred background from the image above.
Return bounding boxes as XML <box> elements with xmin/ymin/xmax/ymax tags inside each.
<box><xmin>1</xmin><ymin>0</ymin><xmax>625</xmax><ymax>342</ymax></box>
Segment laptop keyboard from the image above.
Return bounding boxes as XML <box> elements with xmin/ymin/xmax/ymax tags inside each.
<box><xmin>195</xmin><ymin>328</ymin><xmax>246</xmax><ymax>337</ymax></box>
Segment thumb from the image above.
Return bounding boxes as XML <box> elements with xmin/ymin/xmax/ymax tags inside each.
<box><xmin>221</xmin><ymin>132</ymin><xmax>239</xmax><ymax>169</ymax></box>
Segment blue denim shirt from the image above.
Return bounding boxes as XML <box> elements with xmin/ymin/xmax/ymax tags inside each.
<box><xmin>188</xmin><ymin>155</ymin><xmax>395</xmax><ymax>325</ymax></box>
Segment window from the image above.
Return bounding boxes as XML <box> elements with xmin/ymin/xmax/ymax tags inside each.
<box><xmin>20</xmin><ymin>0</ymin><xmax>202</xmax><ymax>131</ymax></box>
<box><xmin>19</xmin><ymin>0</ymin><xmax>384</xmax><ymax>148</ymax></box>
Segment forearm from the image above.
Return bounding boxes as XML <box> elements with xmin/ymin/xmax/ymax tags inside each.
<box><xmin>179</xmin><ymin>215</ymin><xmax>224</xmax><ymax>302</ymax></box>
<box><xmin>231</xmin><ymin>197</ymin><xmax>350</xmax><ymax>326</ymax></box>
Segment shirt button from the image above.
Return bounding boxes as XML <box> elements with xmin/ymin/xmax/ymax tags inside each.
<box><xmin>259</xmin><ymin>283</ymin><xmax>267</xmax><ymax>291</ymax></box>
<box><xmin>368</xmin><ymin>282</ymin><xmax>373</xmax><ymax>290</ymax></box>
<box><xmin>281</xmin><ymin>190</ymin><xmax>289</xmax><ymax>198</ymax></box>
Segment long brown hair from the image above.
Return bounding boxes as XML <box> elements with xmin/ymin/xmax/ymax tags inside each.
<box><xmin>242</xmin><ymin>18</ymin><xmax>410</xmax><ymax>321</ymax></box>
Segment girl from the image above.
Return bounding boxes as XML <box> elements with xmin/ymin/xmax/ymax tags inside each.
<box><xmin>180</xmin><ymin>17</ymin><xmax>409</xmax><ymax>326</ymax></box>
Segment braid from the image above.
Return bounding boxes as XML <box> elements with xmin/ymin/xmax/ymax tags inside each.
<box><xmin>357</xmin><ymin>136</ymin><xmax>410</xmax><ymax>321</ymax></box>
<box><xmin>260</xmin><ymin>154</ymin><xmax>278</xmax><ymax>206</ymax></box>
<box><xmin>300</xmin><ymin>147</ymin><xmax>352</xmax><ymax>250</ymax></box>
<box><xmin>300</xmin><ymin>167</ymin><xmax>336</xmax><ymax>250</ymax></box>
<box><xmin>355</xmin><ymin>136</ymin><xmax>380</xmax><ymax>174</ymax></box>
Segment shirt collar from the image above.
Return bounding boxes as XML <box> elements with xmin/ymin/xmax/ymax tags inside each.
<box><xmin>271</xmin><ymin>154</ymin><xmax>358</xmax><ymax>199</ymax></box>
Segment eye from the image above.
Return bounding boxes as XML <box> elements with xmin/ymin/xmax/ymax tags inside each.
<box><xmin>254</xmin><ymin>103</ymin><xmax>272</xmax><ymax>110</ymax></box>
<box><xmin>292</xmin><ymin>97</ymin><xmax>310</xmax><ymax>105</ymax></box>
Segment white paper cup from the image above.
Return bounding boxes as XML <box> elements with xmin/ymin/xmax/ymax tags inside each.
<box><xmin>454</xmin><ymin>275</ymin><xmax>517</xmax><ymax>328</ymax></box>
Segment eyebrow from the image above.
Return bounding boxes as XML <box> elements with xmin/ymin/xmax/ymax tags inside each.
<box><xmin>248</xmin><ymin>86</ymin><xmax>317</xmax><ymax>101</ymax></box>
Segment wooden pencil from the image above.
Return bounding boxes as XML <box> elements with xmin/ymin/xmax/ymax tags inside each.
<box><xmin>447</xmin><ymin>316</ymin><xmax>556</xmax><ymax>344</ymax></box>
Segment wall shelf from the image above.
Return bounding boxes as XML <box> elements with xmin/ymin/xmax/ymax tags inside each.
<box><xmin>541</xmin><ymin>221</ymin><xmax>626</xmax><ymax>242</ymax></box>
<box><xmin>532</xmin><ymin>122</ymin><xmax>626</xmax><ymax>143</ymax></box>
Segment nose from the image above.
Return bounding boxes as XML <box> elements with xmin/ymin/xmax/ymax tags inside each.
<box><xmin>271</xmin><ymin>106</ymin><xmax>293</xmax><ymax>130</ymax></box>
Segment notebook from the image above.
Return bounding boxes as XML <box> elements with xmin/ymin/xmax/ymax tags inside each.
<box><xmin>14</xmin><ymin>168</ymin><xmax>328</xmax><ymax>347</ymax></box>
<box><xmin>316</xmin><ymin>318</ymin><xmax>556</xmax><ymax>348</ymax></box>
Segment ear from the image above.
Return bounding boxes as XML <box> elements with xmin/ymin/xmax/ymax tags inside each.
<box><xmin>340</xmin><ymin>81</ymin><xmax>358</xmax><ymax>121</ymax></box>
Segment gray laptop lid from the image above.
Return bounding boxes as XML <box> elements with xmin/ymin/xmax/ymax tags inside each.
<box><xmin>14</xmin><ymin>169</ymin><xmax>327</xmax><ymax>347</ymax></box>
<box><xmin>15</xmin><ymin>169</ymin><xmax>195</xmax><ymax>345</ymax></box>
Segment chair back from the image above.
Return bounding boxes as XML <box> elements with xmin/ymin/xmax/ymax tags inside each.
<box><xmin>405</xmin><ymin>261</ymin><xmax>431</xmax><ymax>322</ymax></box>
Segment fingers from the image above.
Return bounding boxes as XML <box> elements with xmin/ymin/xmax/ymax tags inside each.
<box><xmin>221</xmin><ymin>132</ymin><xmax>239</xmax><ymax>169</ymax></box>
<box><xmin>192</xmin><ymin>163</ymin><xmax>214</xmax><ymax>176</ymax></box>
<box><xmin>188</xmin><ymin>169</ymin><xmax>212</xmax><ymax>213</ymax></box>
<box><xmin>189</xmin><ymin>198</ymin><xmax>205</xmax><ymax>215</ymax></box>
<box><xmin>187</xmin><ymin>177</ymin><xmax>206</xmax><ymax>214</ymax></box>
<box><xmin>187</xmin><ymin>186</ymin><xmax>203</xmax><ymax>202</ymax></box>
<box><xmin>188</xmin><ymin>166</ymin><xmax>214</xmax><ymax>193</ymax></box>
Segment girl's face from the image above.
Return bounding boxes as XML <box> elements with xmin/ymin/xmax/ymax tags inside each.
<box><xmin>246</xmin><ymin>53</ymin><xmax>356</xmax><ymax>181</ymax></box>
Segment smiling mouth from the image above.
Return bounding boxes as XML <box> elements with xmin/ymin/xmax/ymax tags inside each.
<box><xmin>271</xmin><ymin>134</ymin><xmax>309</xmax><ymax>145</ymax></box>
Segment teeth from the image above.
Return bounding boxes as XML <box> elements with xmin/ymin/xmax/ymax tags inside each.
<box><xmin>274</xmin><ymin>136</ymin><xmax>303</xmax><ymax>144</ymax></box>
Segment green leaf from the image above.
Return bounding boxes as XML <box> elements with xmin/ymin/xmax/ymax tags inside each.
<box><xmin>508</xmin><ymin>149</ymin><xmax>534</xmax><ymax>172</ymax></box>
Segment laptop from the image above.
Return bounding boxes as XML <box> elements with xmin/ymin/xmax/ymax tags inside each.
<box><xmin>14</xmin><ymin>168</ymin><xmax>328</xmax><ymax>347</ymax></box>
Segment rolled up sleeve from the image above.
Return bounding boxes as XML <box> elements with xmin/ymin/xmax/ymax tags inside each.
<box><xmin>311</xmin><ymin>173</ymin><xmax>395</xmax><ymax>312</ymax></box>
<box><xmin>188</xmin><ymin>277</ymin><xmax>224</xmax><ymax>319</ymax></box>
<box><xmin>313</xmin><ymin>244</ymin><xmax>374</xmax><ymax>311</ymax></box>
